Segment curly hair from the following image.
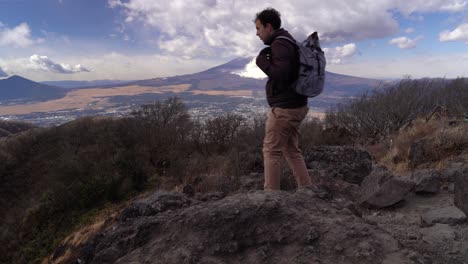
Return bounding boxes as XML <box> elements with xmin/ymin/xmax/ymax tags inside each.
<box><xmin>255</xmin><ymin>8</ymin><xmax>281</xmax><ymax>30</ymax></box>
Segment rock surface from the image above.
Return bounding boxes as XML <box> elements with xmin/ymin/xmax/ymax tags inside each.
<box><xmin>50</xmin><ymin>190</ymin><xmax>407</xmax><ymax>264</ymax></box>
<box><xmin>304</xmin><ymin>146</ymin><xmax>373</xmax><ymax>184</ymax></box>
<box><xmin>421</xmin><ymin>206</ymin><xmax>467</xmax><ymax>226</ymax></box>
<box><xmin>411</xmin><ymin>169</ymin><xmax>441</xmax><ymax>194</ymax></box>
<box><xmin>454</xmin><ymin>165</ymin><xmax>468</xmax><ymax>216</ymax></box>
<box><xmin>363</xmin><ymin>191</ymin><xmax>468</xmax><ymax>264</ymax></box>
<box><xmin>359</xmin><ymin>171</ymin><xmax>415</xmax><ymax>208</ymax></box>
<box><xmin>239</xmin><ymin>173</ymin><xmax>264</xmax><ymax>192</ymax></box>
<box><xmin>420</xmin><ymin>224</ymin><xmax>457</xmax><ymax>243</ymax></box>
<box><xmin>442</xmin><ymin>162</ymin><xmax>466</xmax><ymax>183</ymax></box>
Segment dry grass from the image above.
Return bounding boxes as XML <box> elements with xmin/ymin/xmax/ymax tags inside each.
<box><xmin>367</xmin><ymin>118</ymin><xmax>467</xmax><ymax>173</ymax></box>
<box><xmin>434</xmin><ymin>124</ymin><xmax>468</xmax><ymax>152</ymax></box>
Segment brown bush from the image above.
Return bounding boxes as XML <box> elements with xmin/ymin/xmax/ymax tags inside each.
<box><xmin>371</xmin><ymin>119</ymin><xmax>467</xmax><ymax>172</ymax></box>
<box><xmin>434</xmin><ymin>123</ymin><xmax>468</xmax><ymax>154</ymax></box>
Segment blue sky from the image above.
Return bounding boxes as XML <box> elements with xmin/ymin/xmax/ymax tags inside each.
<box><xmin>0</xmin><ymin>0</ymin><xmax>467</xmax><ymax>81</ymax></box>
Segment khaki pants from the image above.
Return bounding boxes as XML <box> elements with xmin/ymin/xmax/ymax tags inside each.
<box><xmin>263</xmin><ymin>106</ymin><xmax>312</xmax><ymax>190</ymax></box>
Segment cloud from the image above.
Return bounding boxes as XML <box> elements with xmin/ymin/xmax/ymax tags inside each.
<box><xmin>392</xmin><ymin>0</ymin><xmax>468</xmax><ymax>15</ymax></box>
<box><xmin>439</xmin><ymin>23</ymin><xmax>468</xmax><ymax>42</ymax></box>
<box><xmin>231</xmin><ymin>58</ymin><xmax>267</xmax><ymax>79</ymax></box>
<box><xmin>440</xmin><ymin>1</ymin><xmax>468</xmax><ymax>12</ymax></box>
<box><xmin>323</xmin><ymin>43</ymin><xmax>358</xmax><ymax>64</ymax></box>
<box><xmin>389</xmin><ymin>36</ymin><xmax>423</xmax><ymax>49</ymax></box>
<box><xmin>108</xmin><ymin>0</ymin><xmax>467</xmax><ymax>58</ymax></box>
<box><xmin>0</xmin><ymin>52</ymin><xmax>226</xmax><ymax>81</ymax></box>
<box><xmin>0</xmin><ymin>22</ymin><xmax>34</xmax><ymax>47</ymax></box>
<box><xmin>0</xmin><ymin>66</ymin><xmax>7</xmax><ymax>77</ymax></box>
<box><xmin>29</xmin><ymin>54</ymin><xmax>90</xmax><ymax>74</ymax></box>
<box><xmin>405</xmin><ymin>27</ymin><xmax>415</xmax><ymax>33</ymax></box>
<box><xmin>328</xmin><ymin>52</ymin><xmax>468</xmax><ymax>79</ymax></box>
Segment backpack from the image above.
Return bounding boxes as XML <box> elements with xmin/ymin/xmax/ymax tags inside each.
<box><xmin>276</xmin><ymin>32</ymin><xmax>326</xmax><ymax>98</ymax></box>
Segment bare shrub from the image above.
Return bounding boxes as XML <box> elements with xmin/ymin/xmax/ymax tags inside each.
<box><xmin>324</xmin><ymin>78</ymin><xmax>454</xmax><ymax>140</ymax></box>
<box><xmin>201</xmin><ymin>112</ymin><xmax>246</xmax><ymax>153</ymax></box>
<box><xmin>300</xmin><ymin>117</ymin><xmax>325</xmax><ymax>148</ymax></box>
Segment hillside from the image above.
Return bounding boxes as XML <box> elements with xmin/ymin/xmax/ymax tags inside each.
<box><xmin>0</xmin><ymin>75</ymin><xmax>66</xmax><ymax>103</ymax></box>
<box><xmin>0</xmin><ymin>91</ymin><xmax>467</xmax><ymax>263</ymax></box>
<box><xmin>0</xmin><ymin>76</ymin><xmax>466</xmax><ymax>264</ymax></box>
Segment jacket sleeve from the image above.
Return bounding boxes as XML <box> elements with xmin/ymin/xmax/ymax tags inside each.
<box><xmin>256</xmin><ymin>40</ymin><xmax>295</xmax><ymax>82</ymax></box>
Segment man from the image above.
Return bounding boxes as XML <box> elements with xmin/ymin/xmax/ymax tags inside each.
<box><xmin>255</xmin><ymin>8</ymin><xmax>312</xmax><ymax>190</ymax></box>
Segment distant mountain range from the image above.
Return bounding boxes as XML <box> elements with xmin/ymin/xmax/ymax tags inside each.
<box><xmin>0</xmin><ymin>75</ymin><xmax>66</xmax><ymax>103</ymax></box>
<box><xmin>0</xmin><ymin>57</ymin><xmax>383</xmax><ymax>108</ymax></box>
<box><xmin>41</xmin><ymin>79</ymin><xmax>133</xmax><ymax>89</ymax></box>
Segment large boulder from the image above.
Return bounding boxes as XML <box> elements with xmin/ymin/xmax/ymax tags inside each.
<box><xmin>359</xmin><ymin>171</ymin><xmax>415</xmax><ymax>208</ymax></box>
<box><xmin>49</xmin><ymin>190</ymin><xmax>411</xmax><ymax>264</ymax></box>
<box><xmin>411</xmin><ymin>169</ymin><xmax>442</xmax><ymax>194</ymax></box>
<box><xmin>454</xmin><ymin>165</ymin><xmax>468</xmax><ymax>216</ymax></box>
<box><xmin>304</xmin><ymin>146</ymin><xmax>373</xmax><ymax>184</ymax></box>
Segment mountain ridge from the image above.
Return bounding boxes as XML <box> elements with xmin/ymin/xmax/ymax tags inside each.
<box><xmin>0</xmin><ymin>75</ymin><xmax>66</xmax><ymax>103</ymax></box>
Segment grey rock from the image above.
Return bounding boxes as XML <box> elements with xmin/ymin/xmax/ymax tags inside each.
<box><xmin>411</xmin><ymin>169</ymin><xmax>442</xmax><ymax>194</ymax></box>
<box><xmin>62</xmin><ymin>190</ymin><xmax>407</xmax><ymax>264</ymax></box>
<box><xmin>239</xmin><ymin>172</ymin><xmax>263</xmax><ymax>192</ymax></box>
<box><xmin>372</xmin><ymin>164</ymin><xmax>389</xmax><ymax>174</ymax></box>
<box><xmin>420</xmin><ymin>224</ymin><xmax>457</xmax><ymax>244</ymax></box>
<box><xmin>304</xmin><ymin>146</ymin><xmax>373</xmax><ymax>184</ymax></box>
<box><xmin>441</xmin><ymin>162</ymin><xmax>465</xmax><ymax>183</ymax></box>
<box><xmin>195</xmin><ymin>191</ymin><xmax>226</xmax><ymax>202</ymax></box>
<box><xmin>421</xmin><ymin>206</ymin><xmax>467</xmax><ymax>226</ymax></box>
<box><xmin>312</xmin><ymin>173</ymin><xmax>360</xmax><ymax>202</ymax></box>
<box><xmin>454</xmin><ymin>165</ymin><xmax>468</xmax><ymax>216</ymax></box>
<box><xmin>119</xmin><ymin>191</ymin><xmax>197</xmax><ymax>221</ymax></box>
<box><xmin>359</xmin><ymin>171</ymin><xmax>415</xmax><ymax>208</ymax></box>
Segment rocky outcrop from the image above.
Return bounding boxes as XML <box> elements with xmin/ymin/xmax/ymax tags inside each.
<box><xmin>50</xmin><ymin>190</ymin><xmax>409</xmax><ymax>264</ymax></box>
<box><xmin>454</xmin><ymin>165</ymin><xmax>468</xmax><ymax>216</ymax></box>
<box><xmin>411</xmin><ymin>169</ymin><xmax>442</xmax><ymax>194</ymax></box>
<box><xmin>304</xmin><ymin>146</ymin><xmax>373</xmax><ymax>184</ymax></box>
<box><xmin>421</xmin><ymin>206</ymin><xmax>467</xmax><ymax>226</ymax></box>
<box><xmin>119</xmin><ymin>191</ymin><xmax>198</xmax><ymax>221</ymax></box>
<box><xmin>359</xmin><ymin>171</ymin><xmax>414</xmax><ymax>208</ymax></box>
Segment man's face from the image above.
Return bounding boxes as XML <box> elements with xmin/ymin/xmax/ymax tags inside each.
<box><xmin>255</xmin><ymin>19</ymin><xmax>273</xmax><ymax>42</ymax></box>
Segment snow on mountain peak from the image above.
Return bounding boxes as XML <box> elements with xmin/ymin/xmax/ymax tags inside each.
<box><xmin>231</xmin><ymin>57</ymin><xmax>267</xmax><ymax>80</ymax></box>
